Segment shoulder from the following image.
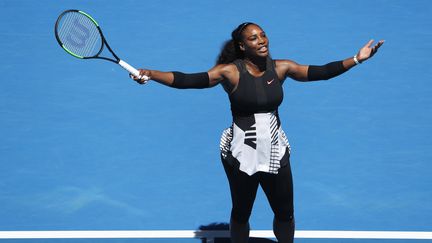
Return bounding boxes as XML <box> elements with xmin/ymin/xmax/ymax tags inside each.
<box><xmin>273</xmin><ymin>59</ymin><xmax>298</xmax><ymax>80</ymax></box>
<box><xmin>274</xmin><ymin>59</ymin><xmax>300</xmax><ymax>71</ymax></box>
<box><xmin>208</xmin><ymin>63</ymin><xmax>239</xmax><ymax>77</ymax></box>
<box><xmin>274</xmin><ymin>59</ymin><xmax>309</xmax><ymax>81</ymax></box>
<box><xmin>220</xmin><ymin>62</ymin><xmax>238</xmax><ymax>71</ymax></box>
<box><xmin>207</xmin><ymin>63</ymin><xmax>240</xmax><ymax>87</ymax></box>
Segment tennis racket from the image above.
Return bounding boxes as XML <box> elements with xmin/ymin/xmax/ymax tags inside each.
<box><xmin>54</xmin><ymin>9</ymin><xmax>148</xmax><ymax>81</ymax></box>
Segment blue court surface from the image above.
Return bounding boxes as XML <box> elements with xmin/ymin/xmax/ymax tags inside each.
<box><xmin>1</xmin><ymin>0</ymin><xmax>431</xmax><ymax>242</ymax></box>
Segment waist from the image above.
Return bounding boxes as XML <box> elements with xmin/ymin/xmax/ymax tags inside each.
<box><xmin>230</xmin><ymin>106</ymin><xmax>280</xmax><ymax>117</ymax></box>
<box><xmin>230</xmin><ymin>111</ymin><xmax>281</xmax><ymax>142</ymax></box>
<box><xmin>232</xmin><ymin>110</ymin><xmax>280</xmax><ymax>127</ymax></box>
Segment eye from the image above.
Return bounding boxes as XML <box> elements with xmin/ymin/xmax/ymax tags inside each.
<box><xmin>248</xmin><ymin>35</ymin><xmax>258</xmax><ymax>41</ymax></box>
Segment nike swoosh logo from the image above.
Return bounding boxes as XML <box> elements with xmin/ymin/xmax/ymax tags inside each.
<box><xmin>267</xmin><ymin>79</ymin><xmax>274</xmax><ymax>85</ymax></box>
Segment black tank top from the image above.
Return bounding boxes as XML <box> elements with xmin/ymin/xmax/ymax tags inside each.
<box><xmin>229</xmin><ymin>57</ymin><xmax>283</xmax><ymax>116</ymax></box>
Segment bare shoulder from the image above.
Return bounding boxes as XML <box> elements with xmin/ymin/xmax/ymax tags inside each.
<box><xmin>275</xmin><ymin>59</ymin><xmax>300</xmax><ymax>71</ymax></box>
<box><xmin>274</xmin><ymin>59</ymin><xmax>297</xmax><ymax>80</ymax></box>
<box><xmin>208</xmin><ymin>63</ymin><xmax>239</xmax><ymax>87</ymax></box>
<box><xmin>211</xmin><ymin>63</ymin><xmax>238</xmax><ymax>74</ymax></box>
<box><xmin>274</xmin><ymin>59</ymin><xmax>308</xmax><ymax>81</ymax></box>
<box><xmin>208</xmin><ymin>63</ymin><xmax>238</xmax><ymax>80</ymax></box>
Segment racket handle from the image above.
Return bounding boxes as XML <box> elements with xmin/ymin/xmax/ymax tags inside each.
<box><xmin>118</xmin><ymin>60</ymin><xmax>149</xmax><ymax>81</ymax></box>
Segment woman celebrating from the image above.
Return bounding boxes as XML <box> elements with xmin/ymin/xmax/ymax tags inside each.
<box><xmin>132</xmin><ymin>22</ymin><xmax>384</xmax><ymax>243</ymax></box>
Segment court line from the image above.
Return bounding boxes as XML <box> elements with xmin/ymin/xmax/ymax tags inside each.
<box><xmin>0</xmin><ymin>230</ymin><xmax>432</xmax><ymax>240</ymax></box>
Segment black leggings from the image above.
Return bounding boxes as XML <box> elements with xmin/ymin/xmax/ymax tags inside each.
<box><xmin>221</xmin><ymin>152</ymin><xmax>294</xmax><ymax>224</ymax></box>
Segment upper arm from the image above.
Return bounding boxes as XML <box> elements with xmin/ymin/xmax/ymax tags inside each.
<box><xmin>275</xmin><ymin>59</ymin><xmax>309</xmax><ymax>82</ymax></box>
<box><xmin>207</xmin><ymin>64</ymin><xmax>239</xmax><ymax>87</ymax></box>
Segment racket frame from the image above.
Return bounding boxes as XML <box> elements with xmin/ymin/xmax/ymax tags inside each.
<box><xmin>55</xmin><ymin>9</ymin><xmax>147</xmax><ymax>79</ymax></box>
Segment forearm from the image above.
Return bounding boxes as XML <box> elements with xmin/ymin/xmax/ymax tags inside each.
<box><xmin>342</xmin><ymin>55</ymin><xmax>359</xmax><ymax>70</ymax></box>
<box><xmin>171</xmin><ymin>72</ymin><xmax>210</xmax><ymax>89</ymax></box>
<box><xmin>134</xmin><ymin>64</ymin><xmax>227</xmax><ymax>88</ymax></box>
<box><xmin>147</xmin><ymin>70</ymin><xmax>210</xmax><ymax>89</ymax></box>
<box><xmin>307</xmin><ymin>56</ymin><xmax>360</xmax><ymax>81</ymax></box>
<box><xmin>148</xmin><ymin>70</ymin><xmax>175</xmax><ymax>86</ymax></box>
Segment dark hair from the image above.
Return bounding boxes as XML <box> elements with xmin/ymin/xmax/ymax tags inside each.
<box><xmin>216</xmin><ymin>22</ymin><xmax>256</xmax><ymax>64</ymax></box>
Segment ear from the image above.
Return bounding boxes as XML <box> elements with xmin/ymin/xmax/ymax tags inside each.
<box><xmin>239</xmin><ymin>42</ymin><xmax>245</xmax><ymax>51</ymax></box>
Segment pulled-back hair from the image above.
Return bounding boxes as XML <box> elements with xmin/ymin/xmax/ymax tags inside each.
<box><xmin>216</xmin><ymin>22</ymin><xmax>256</xmax><ymax>65</ymax></box>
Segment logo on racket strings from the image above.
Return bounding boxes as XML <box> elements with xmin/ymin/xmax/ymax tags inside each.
<box><xmin>66</xmin><ymin>18</ymin><xmax>90</xmax><ymax>48</ymax></box>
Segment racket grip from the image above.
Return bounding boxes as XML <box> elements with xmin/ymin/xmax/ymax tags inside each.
<box><xmin>118</xmin><ymin>60</ymin><xmax>149</xmax><ymax>81</ymax></box>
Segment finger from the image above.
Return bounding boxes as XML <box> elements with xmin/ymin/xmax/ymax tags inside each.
<box><xmin>142</xmin><ymin>72</ymin><xmax>151</xmax><ymax>81</ymax></box>
<box><xmin>139</xmin><ymin>75</ymin><xmax>150</xmax><ymax>84</ymax></box>
<box><xmin>376</xmin><ymin>40</ymin><xmax>384</xmax><ymax>48</ymax></box>
<box><xmin>139</xmin><ymin>70</ymin><xmax>147</xmax><ymax>77</ymax></box>
<box><xmin>130</xmin><ymin>73</ymin><xmax>141</xmax><ymax>81</ymax></box>
<box><xmin>365</xmin><ymin>39</ymin><xmax>374</xmax><ymax>48</ymax></box>
<box><xmin>372</xmin><ymin>40</ymin><xmax>384</xmax><ymax>50</ymax></box>
<box><xmin>374</xmin><ymin>44</ymin><xmax>381</xmax><ymax>51</ymax></box>
<box><xmin>372</xmin><ymin>41</ymin><xmax>384</xmax><ymax>53</ymax></box>
<box><xmin>370</xmin><ymin>46</ymin><xmax>379</xmax><ymax>58</ymax></box>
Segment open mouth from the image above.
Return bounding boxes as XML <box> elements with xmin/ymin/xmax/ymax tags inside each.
<box><xmin>258</xmin><ymin>46</ymin><xmax>268</xmax><ymax>52</ymax></box>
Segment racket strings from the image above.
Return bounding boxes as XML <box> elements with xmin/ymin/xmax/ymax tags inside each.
<box><xmin>57</xmin><ymin>12</ymin><xmax>102</xmax><ymax>58</ymax></box>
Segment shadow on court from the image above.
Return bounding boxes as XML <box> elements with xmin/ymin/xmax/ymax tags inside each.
<box><xmin>198</xmin><ymin>223</ymin><xmax>276</xmax><ymax>243</ymax></box>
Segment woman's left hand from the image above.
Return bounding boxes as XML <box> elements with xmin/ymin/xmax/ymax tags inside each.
<box><xmin>357</xmin><ymin>39</ymin><xmax>385</xmax><ymax>63</ymax></box>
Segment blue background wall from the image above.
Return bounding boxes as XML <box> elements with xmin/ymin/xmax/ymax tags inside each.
<box><xmin>1</xmin><ymin>0</ymin><xmax>431</xmax><ymax>236</ymax></box>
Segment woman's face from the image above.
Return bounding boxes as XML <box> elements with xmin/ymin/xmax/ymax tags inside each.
<box><xmin>240</xmin><ymin>24</ymin><xmax>269</xmax><ymax>58</ymax></box>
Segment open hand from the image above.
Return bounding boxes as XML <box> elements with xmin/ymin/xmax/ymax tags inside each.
<box><xmin>357</xmin><ymin>39</ymin><xmax>385</xmax><ymax>63</ymax></box>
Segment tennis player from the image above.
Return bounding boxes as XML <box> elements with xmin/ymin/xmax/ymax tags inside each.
<box><xmin>132</xmin><ymin>23</ymin><xmax>383</xmax><ymax>243</ymax></box>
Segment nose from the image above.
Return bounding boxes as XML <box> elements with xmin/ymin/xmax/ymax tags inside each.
<box><xmin>258</xmin><ymin>36</ymin><xmax>266</xmax><ymax>45</ymax></box>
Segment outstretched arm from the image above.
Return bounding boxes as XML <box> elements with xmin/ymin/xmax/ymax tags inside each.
<box><xmin>277</xmin><ymin>39</ymin><xmax>384</xmax><ymax>82</ymax></box>
<box><xmin>130</xmin><ymin>64</ymin><xmax>238</xmax><ymax>89</ymax></box>
<box><xmin>131</xmin><ymin>69</ymin><xmax>207</xmax><ymax>88</ymax></box>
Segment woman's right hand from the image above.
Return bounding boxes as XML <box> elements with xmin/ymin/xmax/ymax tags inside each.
<box><xmin>130</xmin><ymin>69</ymin><xmax>151</xmax><ymax>84</ymax></box>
